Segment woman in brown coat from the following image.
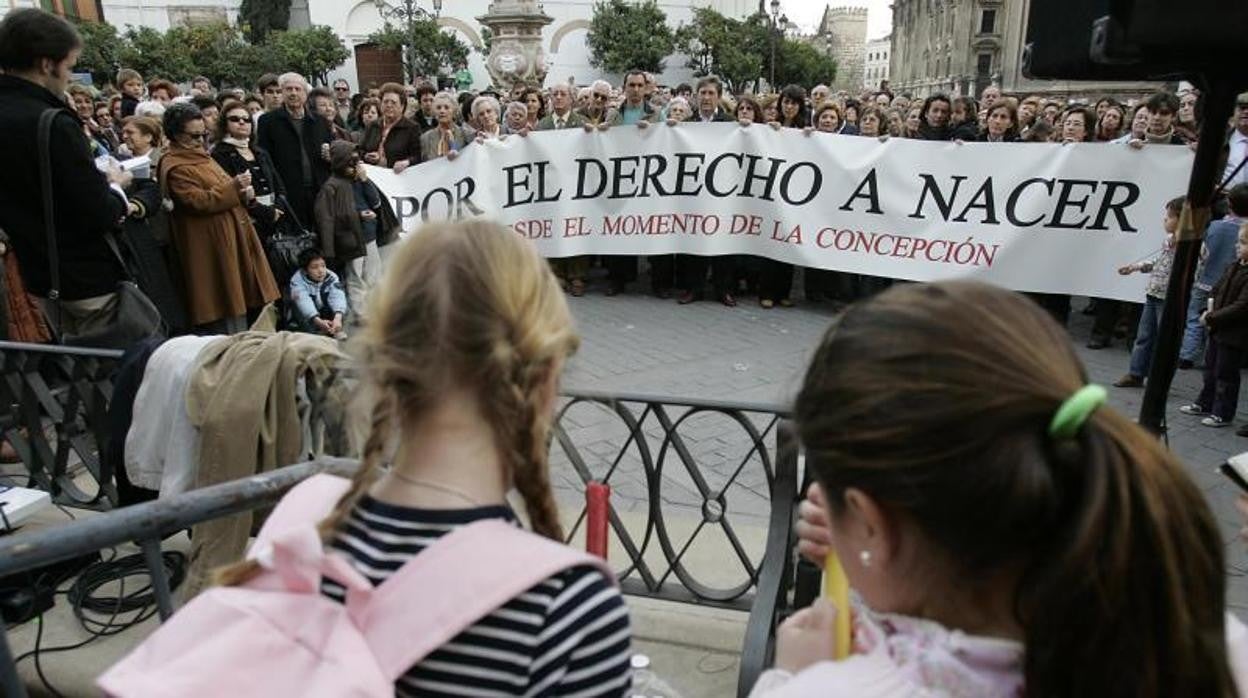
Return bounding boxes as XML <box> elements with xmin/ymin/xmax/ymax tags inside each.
<box><xmin>158</xmin><ymin>103</ymin><xmax>279</xmax><ymax>334</ymax></box>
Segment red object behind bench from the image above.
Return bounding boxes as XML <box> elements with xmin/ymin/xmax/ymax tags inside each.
<box><xmin>586</xmin><ymin>482</ymin><xmax>610</xmax><ymax>560</ymax></box>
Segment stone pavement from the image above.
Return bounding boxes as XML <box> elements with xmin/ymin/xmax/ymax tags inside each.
<box><xmin>550</xmin><ymin>283</ymin><xmax>1248</xmax><ymax>613</ymax></box>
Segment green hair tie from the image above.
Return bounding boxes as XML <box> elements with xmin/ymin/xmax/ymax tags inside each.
<box><xmin>1048</xmin><ymin>385</ymin><xmax>1108</xmax><ymax>440</ymax></box>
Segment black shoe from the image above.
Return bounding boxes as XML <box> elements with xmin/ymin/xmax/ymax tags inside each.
<box><xmin>1178</xmin><ymin>359</ymin><xmax>1195</xmax><ymax>370</ymax></box>
<box><xmin>1086</xmin><ymin>337</ymin><xmax>1109</xmax><ymax>350</ymax></box>
<box><xmin>677</xmin><ymin>291</ymin><xmax>702</xmax><ymax>305</ymax></box>
<box><xmin>652</xmin><ymin>287</ymin><xmax>672</xmax><ymax>300</ymax></box>
<box><xmin>1237</xmin><ymin>424</ymin><xmax>1248</xmax><ymax>438</ymax></box>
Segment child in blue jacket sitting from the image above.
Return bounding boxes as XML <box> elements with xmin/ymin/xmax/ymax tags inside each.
<box><xmin>289</xmin><ymin>248</ymin><xmax>348</xmax><ymax>338</ymax></box>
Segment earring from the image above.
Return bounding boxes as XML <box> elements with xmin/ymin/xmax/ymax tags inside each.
<box><xmin>859</xmin><ymin>550</ymin><xmax>872</xmax><ymax>567</ymax></box>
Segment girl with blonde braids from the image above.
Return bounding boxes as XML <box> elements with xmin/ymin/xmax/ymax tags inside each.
<box><xmin>217</xmin><ymin>220</ymin><xmax>633</xmax><ymax>696</ymax></box>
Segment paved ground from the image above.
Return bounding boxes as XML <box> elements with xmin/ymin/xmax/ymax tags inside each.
<box><xmin>9</xmin><ymin>273</ymin><xmax>1248</xmax><ymax>697</ymax></box>
<box><xmin>549</xmin><ymin>271</ymin><xmax>1248</xmax><ymax>612</ymax></box>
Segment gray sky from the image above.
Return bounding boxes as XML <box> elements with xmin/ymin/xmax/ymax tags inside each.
<box><xmin>781</xmin><ymin>0</ymin><xmax>893</xmax><ymax>41</ymax></box>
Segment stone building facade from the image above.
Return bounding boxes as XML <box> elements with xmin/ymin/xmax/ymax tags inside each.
<box><xmin>889</xmin><ymin>0</ymin><xmax>1160</xmax><ymax>100</ymax></box>
<box><xmin>815</xmin><ymin>6</ymin><xmax>867</xmax><ymax>92</ymax></box>
<box><xmin>863</xmin><ymin>35</ymin><xmax>890</xmax><ymax>91</ymax></box>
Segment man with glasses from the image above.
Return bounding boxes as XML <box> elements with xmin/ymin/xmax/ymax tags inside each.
<box><xmin>257</xmin><ymin>72</ymin><xmax>332</xmax><ymax>227</ymax></box>
<box><xmin>537</xmin><ymin>83</ymin><xmax>585</xmax><ymax>130</ymax></box>
<box><xmin>332</xmin><ymin>78</ymin><xmax>353</xmax><ymax>124</ymax></box>
<box><xmin>1223</xmin><ymin>93</ymin><xmax>1248</xmax><ymax>190</ymax></box>
<box><xmin>537</xmin><ymin>83</ymin><xmax>590</xmax><ymax>295</ymax></box>
<box><xmin>579</xmin><ymin>80</ymin><xmax>613</xmax><ymax>129</ymax></box>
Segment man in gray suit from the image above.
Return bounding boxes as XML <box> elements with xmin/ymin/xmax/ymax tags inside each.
<box><xmin>536</xmin><ymin>83</ymin><xmax>586</xmax><ymax>131</ymax></box>
<box><xmin>537</xmin><ymin>82</ymin><xmax>589</xmax><ymax>294</ymax></box>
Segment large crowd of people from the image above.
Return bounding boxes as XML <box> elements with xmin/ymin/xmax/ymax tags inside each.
<box><xmin>9</xmin><ymin>8</ymin><xmax>1248</xmax><ymax>698</ymax></box>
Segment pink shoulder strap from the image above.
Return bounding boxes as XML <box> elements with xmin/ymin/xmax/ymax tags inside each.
<box><xmin>355</xmin><ymin>519</ymin><xmax>616</xmax><ymax>681</ymax></box>
<box><xmin>251</xmin><ymin>473</ymin><xmax>352</xmax><ymax>552</ymax></box>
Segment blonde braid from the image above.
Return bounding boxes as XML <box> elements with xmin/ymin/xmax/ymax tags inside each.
<box><xmin>314</xmin><ymin>393</ymin><xmax>392</xmax><ymax>542</ymax></box>
<box><xmin>497</xmin><ymin>361</ymin><xmax>564</xmax><ymax>541</ymax></box>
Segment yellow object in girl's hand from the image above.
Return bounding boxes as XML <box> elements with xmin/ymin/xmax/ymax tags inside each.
<box><xmin>823</xmin><ymin>552</ymin><xmax>852</xmax><ymax>659</ymax></box>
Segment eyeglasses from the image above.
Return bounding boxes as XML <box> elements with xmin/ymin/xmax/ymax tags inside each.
<box><xmin>593</xmin><ymin>93</ymin><xmax>609</xmax><ymax>101</ymax></box>
<box><xmin>226</xmin><ymin>115</ymin><xmax>251</xmax><ymax>124</ymax></box>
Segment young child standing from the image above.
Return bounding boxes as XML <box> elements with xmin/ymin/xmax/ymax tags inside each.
<box><xmin>314</xmin><ymin>140</ymin><xmax>383</xmax><ymax>315</ymax></box>
<box><xmin>1113</xmin><ymin>196</ymin><xmax>1184</xmax><ymax>388</ymax></box>
<box><xmin>1180</xmin><ymin>224</ymin><xmax>1248</xmax><ymax>428</ymax></box>
<box><xmin>117</xmin><ymin>68</ymin><xmax>144</xmax><ymax>119</ymax></box>
<box><xmin>289</xmin><ymin>248</ymin><xmax>347</xmax><ymax>338</ymax></box>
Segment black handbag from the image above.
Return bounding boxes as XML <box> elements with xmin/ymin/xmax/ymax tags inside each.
<box><xmin>263</xmin><ymin>196</ymin><xmax>319</xmax><ymax>287</ymax></box>
<box><xmin>37</xmin><ymin>109</ymin><xmax>165</xmax><ymax>349</ymax></box>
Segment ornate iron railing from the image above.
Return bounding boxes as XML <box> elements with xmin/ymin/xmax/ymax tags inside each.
<box><xmin>0</xmin><ymin>342</ymin><xmax>803</xmax><ymax>697</ymax></box>
<box><xmin>0</xmin><ymin>342</ymin><xmax>122</xmax><ymax>508</ymax></box>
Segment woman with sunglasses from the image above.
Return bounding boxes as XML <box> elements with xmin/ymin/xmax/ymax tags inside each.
<box><xmin>211</xmin><ymin>99</ymin><xmax>287</xmax><ymax>244</ymax></box>
<box><xmin>161</xmin><ymin>102</ymin><xmax>279</xmax><ymax>334</ymax></box>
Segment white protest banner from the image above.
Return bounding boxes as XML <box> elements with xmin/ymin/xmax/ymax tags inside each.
<box><xmin>366</xmin><ymin>123</ymin><xmax>1194</xmax><ymax>302</ymax></box>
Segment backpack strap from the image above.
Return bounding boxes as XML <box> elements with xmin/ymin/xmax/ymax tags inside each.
<box><xmin>354</xmin><ymin>519</ymin><xmax>615</xmax><ymax>681</ymax></box>
<box><xmin>250</xmin><ymin>473</ymin><xmax>352</xmax><ymax>552</ymax></box>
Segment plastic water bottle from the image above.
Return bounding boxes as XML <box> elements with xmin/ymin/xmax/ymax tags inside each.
<box><xmin>630</xmin><ymin>654</ymin><xmax>682</xmax><ymax>698</ymax></box>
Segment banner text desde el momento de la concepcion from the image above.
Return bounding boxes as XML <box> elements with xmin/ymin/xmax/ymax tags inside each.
<box><xmin>366</xmin><ymin>123</ymin><xmax>1194</xmax><ymax>302</ymax></box>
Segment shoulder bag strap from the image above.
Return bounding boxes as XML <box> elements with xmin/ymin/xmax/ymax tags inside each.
<box><xmin>1219</xmin><ymin>153</ymin><xmax>1248</xmax><ymax>195</ymax></box>
<box><xmin>357</xmin><ymin>519</ymin><xmax>616</xmax><ymax>681</ymax></box>
<box><xmin>36</xmin><ymin>109</ymin><xmax>61</xmax><ymax>322</ymax></box>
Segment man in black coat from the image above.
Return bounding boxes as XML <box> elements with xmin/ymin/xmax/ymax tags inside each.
<box><xmin>678</xmin><ymin>76</ymin><xmax>738</xmax><ymax>307</ymax></box>
<box><xmin>257</xmin><ymin>72</ymin><xmax>332</xmax><ymax>228</ymax></box>
<box><xmin>0</xmin><ymin>9</ymin><xmax>130</xmax><ymax>335</ymax></box>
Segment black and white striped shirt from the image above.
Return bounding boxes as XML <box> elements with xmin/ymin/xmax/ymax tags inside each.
<box><xmin>321</xmin><ymin>496</ymin><xmax>633</xmax><ymax>697</ymax></box>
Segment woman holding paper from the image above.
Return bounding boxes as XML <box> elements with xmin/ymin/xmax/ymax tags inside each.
<box><xmin>211</xmin><ymin>100</ymin><xmax>286</xmax><ymax>242</ymax></box>
<box><xmin>751</xmin><ymin>281</ymin><xmax>1248</xmax><ymax>697</ymax></box>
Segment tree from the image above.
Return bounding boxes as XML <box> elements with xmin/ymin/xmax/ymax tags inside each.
<box><xmin>368</xmin><ymin>19</ymin><xmax>469</xmax><ymax>84</ymax></box>
<box><xmin>774</xmin><ymin>36</ymin><xmax>837</xmax><ymax>89</ymax></box>
<box><xmin>673</xmin><ymin>7</ymin><xmax>766</xmax><ymax>93</ymax></box>
<box><xmin>119</xmin><ymin>26</ymin><xmax>195</xmax><ymax>83</ymax></box>
<box><xmin>477</xmin><ymin>27</ymin><xmax>492</xmax><ymax>57</ymax></box>
<box><xmin>268</xmin><ymin>26</ymin><xmax>350</xmax><ymax>86</ymax></box>
<box><xmin>73</xmin><ymin>19</ymin><xmax>126</xmax><ymax>86</ymax></box>
<box><xmin>586</xmin><ymin>0</ymin><xmax>675</xmax><ymax>74</ymax></box>
<box><xmin>239</xmin><ymin>0</ymin><xmax>292</xmax><ymax>43</ymax></box>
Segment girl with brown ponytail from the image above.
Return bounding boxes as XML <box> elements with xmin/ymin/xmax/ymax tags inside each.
<box><xmin>751</xmin><ymin>280</ymin><xmax>1248</xmax><ymax>697</ymax></box>
<box><xmin>215</xmin><ymin>220</ymin><xmax>633</xmax><ymax>696</ymax></box>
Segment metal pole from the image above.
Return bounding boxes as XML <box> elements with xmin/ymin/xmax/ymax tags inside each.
<box><xmin>769</xmin><ymin>19</ymin><xmax>776</xmax><ymax>89</ymax></box>
<box><xmin>0</xmin><ymin>631</ymin><xmax>28</xmax><ymax>698</ymax></box>
<box><xmin>139</xmin><ymin>537</ymin><xmax>175</xmax><ymax>621</ymax></box>
<box><xmin>1138</xmin><ymin>78</ymin><xmax>1243</xmax><ymax>433</ymax></box>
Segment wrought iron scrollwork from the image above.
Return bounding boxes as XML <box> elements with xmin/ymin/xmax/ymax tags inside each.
<box><xmin>0</xmin><ymin>341</ymin><xmax>122</xmax><ymax>508</ymax></box>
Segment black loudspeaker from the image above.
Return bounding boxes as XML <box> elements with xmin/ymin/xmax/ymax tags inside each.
<box><xmin>1022</xmin><ymin>0</ymin><xmax>1246</xmax><ymax>81</ymax></box>
<box><xmin>1092</xmin><ymin>0</ymin><xmax>1248</xmax><ymax>66</ymax></box>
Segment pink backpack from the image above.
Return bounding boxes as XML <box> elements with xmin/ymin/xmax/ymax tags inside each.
<box><xmin>97</xmin><ymin>474</ymin><xmax>615</xmax><ymax>697</ymax></box>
